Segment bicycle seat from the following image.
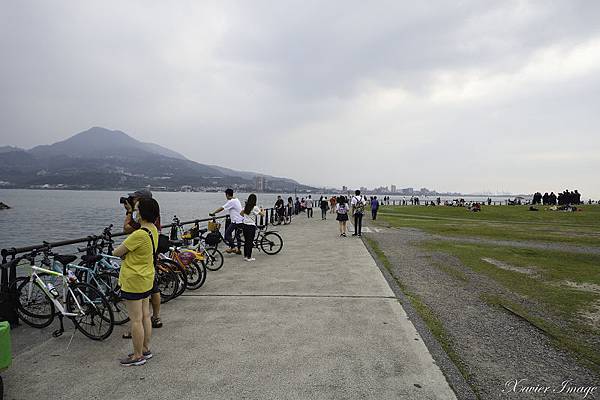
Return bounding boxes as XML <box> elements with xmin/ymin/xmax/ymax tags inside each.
<box><xmin>199</xmin><ymin>228</ymin><xmax>208</xmax><ymax>235</ymax></box>
<box><xmin>170</xmin><ymin>239</ymin><xmax>183</xmax><ymax>247</ymax></box>
<box><xmin>81</xmin><ymin>255</ymin><xmax>103</xmax><ymax>264</ymax></box>
<box><xmin>55</xmin><ymin>254</ymin><xmax>77</xmax><ymax>266</ymax></box>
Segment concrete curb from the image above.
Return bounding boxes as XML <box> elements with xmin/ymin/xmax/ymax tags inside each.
<box><xmin>362</xmin><ymin>237</ymin><xmax>479</xmax><ymax>400</ymax></box>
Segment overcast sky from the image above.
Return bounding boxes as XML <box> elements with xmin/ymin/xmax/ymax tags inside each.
<box><xmin>1</xmin><ymin>1</ymin><xmax>599</xmax><ymax>196</ymax></box>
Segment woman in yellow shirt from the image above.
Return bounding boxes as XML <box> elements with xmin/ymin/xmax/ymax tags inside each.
<box><xmin>113</xmin><ymin>198</ymin><xmax>159</xmax><ymax>366</ymax></box>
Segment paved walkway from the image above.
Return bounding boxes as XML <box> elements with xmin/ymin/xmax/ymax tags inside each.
<box><xmin>5</xmin><ymin>214</ymin><xmax>456</xmax><ymax>400</ymax></box>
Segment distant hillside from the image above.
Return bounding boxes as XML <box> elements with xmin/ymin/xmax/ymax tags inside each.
<box><xmin>207</xmin><ymin>165</ymin><xmax>300</xmax><ymax>185</ymax></box>
<box><xmin>0</xmin><ymin>127</ymin><xmax>315</xmax><ymax>192</ymax></box>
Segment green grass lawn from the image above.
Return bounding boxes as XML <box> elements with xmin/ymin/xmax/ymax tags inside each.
<box><xmin>374</xmin><ymin>204</ymin><xmax>600</xmax><ymax>369</ymax></box>
<box><xmin>378</xmin><ymin>204</ymin><xmax>600</xmax><ymax>247</ymax></box>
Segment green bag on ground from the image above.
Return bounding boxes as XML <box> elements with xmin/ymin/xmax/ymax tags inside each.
<box><xmin>0</xmin><ymin>321</ymin><xmax>11</xmax><ymax>370</ymax></box>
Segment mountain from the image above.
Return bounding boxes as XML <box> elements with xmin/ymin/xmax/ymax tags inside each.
<box><xmin>29</xmin><ymin>127</ymin><xmax>188</xmax><ymax>161</ymax></box>
<box><xmin>0</xmin><ymin>146</ymin><xmax>23</xmax><ymax>154</ymax></box>
<box><xmin>207</xmin><ymin>165</ymin><xmax>300</xmax><ymax>185</ymax></box>
<box><xmin>0</xmin><ymin>127</ymin><xmax>315</xmax><ymax>192</ymax></box>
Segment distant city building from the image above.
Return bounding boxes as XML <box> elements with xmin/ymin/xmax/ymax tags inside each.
<box><xmin>255</xmin><ymin>176</ymin><xmax>266</xmax><ymax>192</ymax></box>
<box><xmin>360</xmin><ymin>186</ymin><xmax>368</xmax><ymax>192</ymax></box>
<box><xmin>391</xmin><ymin>185</ymin><xmax>397</xmax><ymax>193</ymax></box>
<box><xmin>420</xmin><ymin>187</ymin><xmax>431</xmax><ymax>194</ymax></box>
<box><xmin>401</xmin><ymin>188</ymin><xmax>414</xmax><ymax>195</ymax></box>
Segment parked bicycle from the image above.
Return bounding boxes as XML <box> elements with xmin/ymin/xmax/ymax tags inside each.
<box><xmin>234</xmin><ymin>224</ymin><xmax>284</xmax><ymax>255</ymax></box>
<box><xmin>14</xmin><ymin>247</ymin><xmax>114</xmax><ymax>340</ymax></box>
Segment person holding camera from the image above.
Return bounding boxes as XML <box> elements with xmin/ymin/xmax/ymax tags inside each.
<box><xmin>113</xmin><ymin>197</ymin><xmax>160</xmax><ymax>366</ymax></box>
<box><xmin>122</xmin><ymin>189</ymin><xmax>164</xmax><ymax>333</ymax></box>
<box><xmin>210</xmin><ymin>188</ymin><xmax>244</xmax><ymax>254</ymax></box>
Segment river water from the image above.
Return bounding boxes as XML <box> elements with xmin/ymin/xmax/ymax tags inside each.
<box><xmin>0</xmin><ymin>189</ymin><xmax>288</xmax><ymax>250</ymax></box>
<box><xmin>0</xmin><ymin>189</ymin><xmax>522</xmax><ymax>251</ymax></box>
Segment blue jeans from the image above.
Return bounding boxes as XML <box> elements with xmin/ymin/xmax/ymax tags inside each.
<box><xmin>225</xmin><ymin>222</ymin><xmax>241</xmax><ymax>249</ymax></box>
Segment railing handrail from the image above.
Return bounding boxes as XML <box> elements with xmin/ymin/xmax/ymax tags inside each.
<box><xmin>1</xmin><ymin>214</ymin><xmax>229</xmax><ymax>259</ymax></box>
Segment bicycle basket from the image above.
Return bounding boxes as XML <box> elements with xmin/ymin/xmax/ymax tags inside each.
<box><xmin>178</xmin><ymin>251</ymin><xmax>196</xmax><ymax>265</ymax></box>
<box><xmin>207</xmin><ymin>221</ymin><xmax>221</xmax><ymax>232</ymax></box>
<box><xmin>205</xmin><ymin>231</ymin><xmax>221</xmax><ymax>246</ymax></box>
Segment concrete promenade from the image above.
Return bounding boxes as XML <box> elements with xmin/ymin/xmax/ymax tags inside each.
<box><xmin>5</xmin><ymin>214</ymin><xmax>456</xmax><ymax>399</ymax></box>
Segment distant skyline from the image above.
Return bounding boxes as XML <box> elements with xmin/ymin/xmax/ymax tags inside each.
<box><xmin>1</xmin><ymin>1</ymin><xmax>599</xmax><ymax>197</ymax></box>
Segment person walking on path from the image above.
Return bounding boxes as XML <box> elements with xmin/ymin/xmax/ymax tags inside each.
<box><xmin>122</xmin><ymin>189</ymin><xmax>163</xmax><ymax>337</ymax></box>
<box><xmin>336</xmin><ymin>196</ymin><xmax>350</xmax><ymax>237</ymax></box>
<box><xmin>329</xmin><ymin>196</ymin><xmax>337</xmax><ymax>214</ymax></box>
<box><xmin>351</xmin><ymin>190</ymin><xmax>366</xmax><ymax>237</ymax></box>
<box><xmin>210</xmin><ymin>188</ymin><xmax>244</xmax><ymax>254</ymax></box>
<box><xmin>305</xmin><ymin>195</ymin><xmax>314</xmax><ymax>218</ymax></box>
<box><xmin>114</xmin><ymin>197</ymin><xmax>160</xmax><ymax>366</ymax></box>
<box><xmin>320</xmin><ymin>196</ymin><xmax>328</xmax><ymax>220</ymax></box>
<box><xmin>371</xmin><ymin>196</ymin><xmax>380</xmax><ymax>220</ymax></box>
<box><xmin>240</xmin><ymin>193</ymin><xmax>264</xmax><ymax>262</ymax></box>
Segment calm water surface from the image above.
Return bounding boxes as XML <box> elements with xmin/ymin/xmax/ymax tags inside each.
<box><xmin>0</xmin><ymin>190</ymin><xmax>288</xmax><ymax>250</ymax></box>
<box><xmin>0</xmin><ymin>189</ymin><xmax>520</xmax><ymax>251</ymax></box>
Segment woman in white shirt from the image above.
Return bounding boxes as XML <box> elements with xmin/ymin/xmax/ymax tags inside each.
<box><xmin>240</xmin><ymin>194</ymin><xmax>264</xmax><ymax>261</ymax></box>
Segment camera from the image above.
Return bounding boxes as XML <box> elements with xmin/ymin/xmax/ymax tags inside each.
<box><xmin>119</xmin><ymin>196</ymin><xmax>134</xmax><ymax>206</ymax></box>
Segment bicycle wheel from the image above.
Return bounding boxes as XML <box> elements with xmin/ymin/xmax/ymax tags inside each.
<box><xmin>97</xmin><ymin>272</ymin><xmax>129</xmax><ymax>325</ymax></box>
<box><xmin>156</xmin><ymin>262</ymin><xmax>179</xmax><ymax>303</ymax></box>
<box><xmin>204</xmin><ymin>247</ymin><xmax>224</xmax><ymax>271</ymax></box>
<box><xmin>186</xmin><ymin>260</ymin><xmax>207</xmax><ymax>290</ymax></box>
<box><xmin>66</xmin><ymin>282</ymin><xmax>114</xmax><ymax>340</ymax></box>
<box><xmin>260</xmin><ymin>232</ymin><xmax>284</xmax><ymax>255</ymax></box>
<box><xmin>163</xmin><ymin>258</ymin><xmax>187</xmax><ymax>298</ymax></box>
<box><xmin>14</xmin><ymin>276</ymin><xmax>55</xmax><ymax>328</ymax></box>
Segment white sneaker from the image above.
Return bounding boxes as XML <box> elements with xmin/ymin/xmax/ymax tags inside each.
<box><xmin>246</xmin><ymin>257</ymin><xmax>256</xmax><ymax>261</ymax></box>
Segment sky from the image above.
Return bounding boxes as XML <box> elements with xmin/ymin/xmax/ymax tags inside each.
<box><xmin>1</xmin><ymin>1</ymin><xmax>599</xmax><ymax>197</ymax></box>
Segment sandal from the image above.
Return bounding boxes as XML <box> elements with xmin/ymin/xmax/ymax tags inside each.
<box><xmin>151</xmin><ymin>316</ymin><xmax>163</xmax><ymax>328</ymax></box>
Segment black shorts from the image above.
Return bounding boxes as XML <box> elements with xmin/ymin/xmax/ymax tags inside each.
<box><xmin>151</xmin><ymin>277</ymin><xmax>160</xmax><ymax>294</ymax></box>
<box><xmin>120</xmin><ymin>289</ymin><xmax>152</xmax><ymax>300</ymax></box>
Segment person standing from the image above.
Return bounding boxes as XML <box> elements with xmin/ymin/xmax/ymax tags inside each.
<box><xmin>305</xmin><ymin>195</ymin><xmax>314</xmax><ymax>218</ymax></box>
<box><xmin>336</xmin><ymin>196</ymin><xmax>350</xmax><ymax>237</ymax></box>
<box><xmin>351</xmin><ymin>190</ymin><xmax>365</xmax><ymax>237</ymax></box>
<box><xmin>240</xmin><ymin>194</ymin><xmax>264</xmax><ymax>262</ymax></box>
<box><xmin>329</xmin><ymin>196</ymin><xmax>337</xmax><ymax>214</ymax></box>
<box><xmin>122</xmin><ymin>189</ymin><xmax>163</xmax><ymax>335</ymax></box>
<box><xmin>371</xmin><ymin>196</ymin><xmax>380</xmax><ymax>220</ymax></box>
<box><xmin>114</xmin><ymin>197</ymin><xmax>160</xmax><ymax>366</ymax></box>
<box><xmin>320</xmin><ymin>196</ymin><xmax>328</xmax><ymax>220</ymax></box>
<box><xmin>274</xmin><ymin>195</ymin><xmax>285</xmax><ymax>224</ymax></box>
<box><xmin>210</xmin><ymin>188</ymin><xmax>244</xmax><ymax>254</ymax></box>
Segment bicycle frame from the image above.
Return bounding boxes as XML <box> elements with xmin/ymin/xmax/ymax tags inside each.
<box><xmin>74</xmin><ymin>254</ymin><xmax>121</xmax><ymax>288</ymax></box>
<box><xmin>27</xmin><ymin>265</ymin><xmax>86</xmax><ymax>318</ymax></box>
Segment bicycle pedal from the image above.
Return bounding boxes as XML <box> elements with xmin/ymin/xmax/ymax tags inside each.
<box><xmin>52</xmin><ymin>329</ymin><xmax>64</xmax><ymax>338</ymax></box>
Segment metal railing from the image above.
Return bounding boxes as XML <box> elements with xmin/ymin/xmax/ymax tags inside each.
<box><xmin>0</xmin><ymin>207</ymin><xmax>284</xmax><ymax>324</ymax></box>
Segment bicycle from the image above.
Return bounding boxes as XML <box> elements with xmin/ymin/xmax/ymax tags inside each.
<box><xmin>175</xmin><ymin>216</ymin><xmax>224</xmax><ymax>272</ymax></box>
<box><xmin>234</xmin><ymin>224</ymin><xmax>284</xmax><ymax>255</ymax></box>
<box><xmin>15</xmin><ymin>247</ymin><xmax>114</xmax><ymax>340</ymax></box>
<box><xmin>74</xmin><ymin>229</ymin><xmax>128</xmax><ymax>325</ymax></box>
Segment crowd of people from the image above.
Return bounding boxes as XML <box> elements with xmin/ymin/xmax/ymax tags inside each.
<box><xmin>115</xmin><ymin>185</ymin><xmax>596</xmax><ymax>366</ymax></box>
<box><xmin>532</xmin><ymin>190</ymin><xmax>582</xmax><ymax>206</ymax></box>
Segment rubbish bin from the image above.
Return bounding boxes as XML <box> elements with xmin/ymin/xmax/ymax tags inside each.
<box><xmin>0</xmin><ymin>321</ymin><xmax>11</xmax><ymax>399</ymax></box>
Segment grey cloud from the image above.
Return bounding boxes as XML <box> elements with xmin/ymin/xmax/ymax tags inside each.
<box><xmin>1</xmin><ymin>1</ymin><xmax>599</xmax><ymax>196</ymax></box>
